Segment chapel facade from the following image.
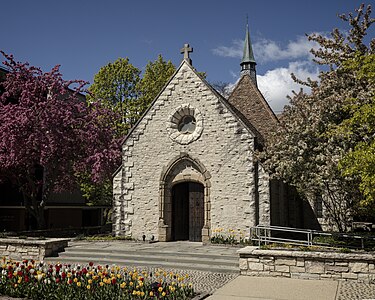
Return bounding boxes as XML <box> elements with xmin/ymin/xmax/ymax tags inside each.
<box><xmin>112</xmin><ymin>25</ymin><xmax>312</xmax><ymax>242</ymax></box>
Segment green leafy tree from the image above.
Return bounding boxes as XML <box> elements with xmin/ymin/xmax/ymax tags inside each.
<box><xmin>261</xmin><ymin>4</ymin><xmax>374</xmax><ymax>231</ymax></box>
<box><xmin>88</xmin><ymin>57</ymin><xmax>141</xmax><ymax>136</ymax></box>
<box><xmin>82</xmin><ymin>55</ymin><xmax>176</xmax><ymax>208</ymax></box>
<box><xmin>138</xmin><ymin>54</ymin><xmax>176</xmax><ymax>108</ymax></box>
<box><xmin>83</xmin><ymin>58</ymin><xmax>141</xmax><ymax>213</ymax></box>
<box><xmin>335</xmin><ymin>53</ymin><xmax>375</xmax><ymax>213</ymax></box>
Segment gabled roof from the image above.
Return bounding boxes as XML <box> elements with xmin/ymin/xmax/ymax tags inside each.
<box><xmin>228</xmin><ymin>74</ymin><xmax>279</xmax><ymax>142</ymax></box>
<box><xmin>120</xmin><ymin>60</ymin><xmax>263</xmax><ymax>148</ymax></box>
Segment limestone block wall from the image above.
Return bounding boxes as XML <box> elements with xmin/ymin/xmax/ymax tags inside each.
<box><xmin>238</xmin><ymin>246</ymin><xmax>375</xmax><ymax>283</ymax></box>
<box><xmin>258</xmin><ymin>164</ymin><xmax>270</xmax><ymax>226</ymax></box>
<box><xmin>113</xmin><ymin>62</ymin><xmax>259</xmax><ymax>240</ymax></box>
<box><xmin>0</xmin><ymin>238</ymin><xmax>69</xmax><ymax>261</ymax></box>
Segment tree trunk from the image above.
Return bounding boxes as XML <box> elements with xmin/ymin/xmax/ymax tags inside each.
<box><xmin>23</xmin><ymin>192</ymin><xmax>47</xmax><ymax>230</ymax></box>
<box><xmin>34</xmin><ymin>205</ymin><xmax>46</xmax><ymax>230</ymax></box>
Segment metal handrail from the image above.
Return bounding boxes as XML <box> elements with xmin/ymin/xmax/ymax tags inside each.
<box><xmin>250</xmin><ymin>225</ymin><xmax>375</xmax><ymax>249</ymax></box>
<box><xmin>251</xmin><ymin>225</ymin><xmax>314</xmax><ymax>246</ymax></box>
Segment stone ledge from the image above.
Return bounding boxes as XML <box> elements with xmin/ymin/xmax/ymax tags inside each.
<box><xmin>0</xmin><ymin>238</ymin><xmax>70</xmax><ymax>261</ymax></box>
<box><xmin>238</xmin><ymin>246</ymin><xmax>375</xmax><ymax>283</ymax></box>
<box><xmin>237</xmin><ymin>246</ymin><xmax>375</xmax><ymax>262</ymax></box>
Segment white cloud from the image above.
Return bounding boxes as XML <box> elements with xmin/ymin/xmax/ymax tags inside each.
<box><xmin>254</xmin><ymin>36</ymin><xmax>316</xmax><ymax>63</ymax></box>
<box><xmin>212</xmin><ymin>35</ymin><xmax>319</xmax><ymax>63</ymax></box>
<box><xmin>257</xmin><ymin>61</ymin><xmax>319</xmax><ymax>113</ymax></box>
<box><xmin>212</xmin><ymin>40</ymin><xmax>243</xmax><ymax>58</ymax></box>
<box><xmin>212</xmin><ymin>34</ymin><xmax>325</xmax><ymax>113</ymax></box>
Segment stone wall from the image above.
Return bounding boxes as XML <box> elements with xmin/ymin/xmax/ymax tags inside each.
<box><xmin>0</xmin><ymin>238</ymin><xmax>69</xmax><ymax>261</ymax></box>
<box><xmin>238</xmin><ymin>246</ymin><xmax>375</xmax><ymax>283</ymax></box>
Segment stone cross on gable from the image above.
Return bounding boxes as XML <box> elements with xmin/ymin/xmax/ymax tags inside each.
<box><xmin>180</xmin><ymin>43</ymin><xmax>193</xmax><ymax>65</ymax></box>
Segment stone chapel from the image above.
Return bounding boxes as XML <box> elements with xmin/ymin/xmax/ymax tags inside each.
<box><xmin>113</xmin><ymin>25</ymin><xmax>314</xmax><ymax>242</ymax></box>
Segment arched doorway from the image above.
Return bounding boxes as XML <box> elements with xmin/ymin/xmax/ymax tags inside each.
<box><xmin>172</xmin><ymin>182</ymin><xmax>204</xmax><ymax>242</ymax></box>
<box><xmin>158</xmin><ymin>154</ymin><xmax>211</xmax><ymax>242</ymax></box>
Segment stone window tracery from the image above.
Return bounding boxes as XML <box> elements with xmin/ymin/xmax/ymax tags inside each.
<box><xmin>167</xmin><ymin>104</ymin><xmax>203</xmax><ymax>144</ymax></box>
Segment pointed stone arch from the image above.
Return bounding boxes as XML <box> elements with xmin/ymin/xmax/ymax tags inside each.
<box><xmin>158</xmin><ymin>153</ymin><xmax>211</xmax><ymax>242</ymax></box>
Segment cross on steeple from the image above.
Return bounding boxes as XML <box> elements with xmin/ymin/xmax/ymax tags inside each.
<box><xmin>180</xmin><ymin>43</ymin><xmax>193</xmax><ymax>65</ymax></box>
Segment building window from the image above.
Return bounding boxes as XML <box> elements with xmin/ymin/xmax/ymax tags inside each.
<box><xmin>167</xmin><ymin>104</ymin><xmax>203</xmax><ymax>145</ymax></box>
<box><xmin>314</xmin><ymin>194</ymin><xmax>323</xmax><ymax>218</ymax></box>
<box><xmin>178</xmin><ymin>115</ymin><xmax>196</xmax><ymax>134</ymax></box>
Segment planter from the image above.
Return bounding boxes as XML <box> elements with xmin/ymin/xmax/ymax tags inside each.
<box><xmin>238</xmin><ymin>246</ymin><xmax>375</xmax><ymax>283</ymax></box>
<box><xmin>0</xmin><ymin>237</ymin><xmax>70</xmax><ymax>261</ymax></box>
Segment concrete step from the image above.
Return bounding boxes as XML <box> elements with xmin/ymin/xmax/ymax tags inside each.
<box><xmin>60</xmin><ymin>247</ymin><xmax>237</xmax><ymax>260</ymax></box>
<box><xmin>49</xmin><ymin>256</ymin><xmax>238</xmax><ymax>273</ymax></box>
<box><xmin>58</xmin><ymin>251</ymin><xmax>237</xmax><ymax>267</ymax></box>
<box><xmin>48</xmin><ymin>244</ymin><xmax>240</xmax><ymax>273</ymax></box>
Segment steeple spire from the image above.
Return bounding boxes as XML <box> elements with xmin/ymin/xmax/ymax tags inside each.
<box><xmin>240</xmin><ymin>17</ymin><xmax>257</xmax><ymax>85</ymax></box>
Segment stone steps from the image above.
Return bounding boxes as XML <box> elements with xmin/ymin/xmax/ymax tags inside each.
<box><xmin>48</xmin><ymin>244</ymin><xmax>239</xmax><ymax>274</ymax></box>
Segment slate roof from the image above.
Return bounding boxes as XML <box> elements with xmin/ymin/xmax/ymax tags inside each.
<box><xmin>227</xmin><ymin>74</ymin><xmax>279</xmax><ymax>143</ymax></box>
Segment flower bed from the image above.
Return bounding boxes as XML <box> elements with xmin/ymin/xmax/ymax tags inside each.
<box><xmin>210</xmin><ymin>228</ymin><xmax>251</xmax><ymax>246</ymax></box>
<box><xmin>0</xmin><ymin>258</ymin><xmax>195</xmax><ymax>299</ymax></box>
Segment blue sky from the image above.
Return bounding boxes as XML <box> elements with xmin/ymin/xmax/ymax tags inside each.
<box><xmin>2</xmin><ymin>0</ymin><xmax>374</xmax><ymax>112</ymax></box>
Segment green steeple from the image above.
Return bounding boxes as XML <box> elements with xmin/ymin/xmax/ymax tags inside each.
<box><xmin>241</xmin><ymin>20</ymin><xmax>256</xmax><ymax>65</ymax></box>
<box><xmin>240</xmin><ymin>17</ymin><xmax>257</xmax><ymax>85</ymax></box>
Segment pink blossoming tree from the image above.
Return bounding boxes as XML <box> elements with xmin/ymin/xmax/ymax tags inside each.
<box><xmin>0</xmin><ymin>52</ymin><xmax>121</xmax><ymax>229</ymax></box>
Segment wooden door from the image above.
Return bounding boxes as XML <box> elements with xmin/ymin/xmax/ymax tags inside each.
<box><xmin>172</xmin><ymin>183</ymin><xmax>189</xmax><ymax>240</ymax></box>
<box><xmin>172</xmin><ymin>182</ymin><xmax>204</xmax><ymax>242</ymax></box>
<box><xmin>189</xmin><ymin>182</ymin><xmax>204</xmax><ymax>242</ymax></box>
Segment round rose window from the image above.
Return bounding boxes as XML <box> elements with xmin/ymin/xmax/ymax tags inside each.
<box><xmin>167</xmin><ymin>104</ymin><xmax>203</xmax><ymax>145</ymax></box>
